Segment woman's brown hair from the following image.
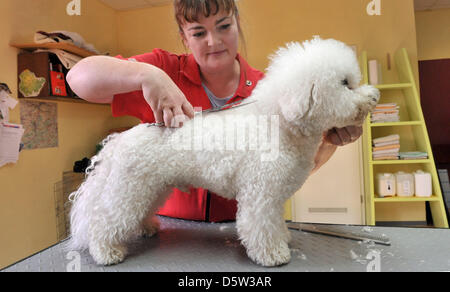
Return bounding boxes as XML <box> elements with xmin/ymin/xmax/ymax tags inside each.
<box><xmin>173</xmin><ymin>0</ymin><xmax>247</xmax><ymax>56</ymax></box>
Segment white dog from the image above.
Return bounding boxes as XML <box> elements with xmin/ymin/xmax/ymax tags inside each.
<box><xmin>68</xmin><ymin>37</ymin><xmax>380</xmax><ymax>267</ymax></box>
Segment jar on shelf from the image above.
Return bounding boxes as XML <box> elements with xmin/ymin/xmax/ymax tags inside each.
<box><xmin>395</xmin><ymin>171</ymin><xmax>414</xmax><ymax>197</ymax></box>
<box><xmin>376</xmin><ymin>173</ymin><xmax>396</xmax><ymax>197</ymax></box>
<box><xmin>414</xmin><ymin>170</ymin><xmax>432</xmax><ymax>197</ymax></box>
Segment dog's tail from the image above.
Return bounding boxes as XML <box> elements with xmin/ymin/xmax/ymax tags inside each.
<box><xmin>65</xmin><ymin>182</ymin><xmax>91</xmax><ymax>252</ymax></box>
<box><xmin>65</xmin><ymin>134</ymin><xmax>119</xmax><ymax>252</ymax></box>
<box><xmin>65</xmin><ymin>158</ymin><xmax>100</xmax><ymax>252</ymax></box>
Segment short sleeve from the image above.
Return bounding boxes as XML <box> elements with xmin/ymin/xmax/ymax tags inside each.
<box><xmin>111</xmin><ymin>49</ymin><xmax>181</xmax><ymax>122</ymax></box>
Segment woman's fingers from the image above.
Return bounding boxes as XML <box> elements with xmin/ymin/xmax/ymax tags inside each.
<box><xmin>347</xmin><ymin>125</ymin><xmax>363</xmax><ymax>142</ymax></box>
<box><xmin>163</xmin><ymin>108</ymin><xmax>174</xmax><ymax>128</ymax></box>
<box><xmin>325</xmin><ymin>125</ymin><xmax>363</xmax><ymax>146</ymax></box>
<box><xmin>171</xmin><ymin>106</ymin><xmax>186</xmax><ymax>128</ymax></box>
<box><xmin>182</xmin><ymin>101</ymin><xmax>195</xmax><ymax>120</ymax></box>
<box><xmin>335</xmin><ymin>127</ymin><xmax>352</xmax><ymax>145</ymax></box>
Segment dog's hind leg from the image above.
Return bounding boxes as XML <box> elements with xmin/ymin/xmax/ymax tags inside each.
<box><xmin>138</xmin><ymin>187</ymin><xmax>174</xmax><ymax>238</ymax></box>
<box><xmin>88</xmin><ymin>181</ymin><xmax>172</xmax><ymax>266</ymax></box>
<box><xmin>88</xmin><ymin>213</ymin><xmax>130</xmax><ymax>266</ymax></box>
<box><xmin>89</xmin><ymin>240</ymin><xmax>128</xmax><ymax>266</ymax></box>
<box><xmin>236</xmin><ymin>192</ymin><xmax>291</xmax><ymax>267</ymax></box>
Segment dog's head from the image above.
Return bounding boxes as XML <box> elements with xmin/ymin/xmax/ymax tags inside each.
<box><xmin>265</xmin><ymin>37</ymin><xmax>380</xmax><ymax>135</ymax></box>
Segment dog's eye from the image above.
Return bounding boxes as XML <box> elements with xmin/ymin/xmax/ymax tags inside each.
<box><xmin>342</xmin><ymin>78</ymin><xmax>353</xmax><ymax>89</ymax></box>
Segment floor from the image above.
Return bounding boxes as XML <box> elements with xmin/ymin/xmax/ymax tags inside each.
<box><xmin>2</xmin><ymin>216</ymin><xmax>450</xmax><ymax>272</ymax></box>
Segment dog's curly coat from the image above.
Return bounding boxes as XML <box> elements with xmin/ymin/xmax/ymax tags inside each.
<box><xmin>68</xmin><ymin>37</ymin><xmax>380</xmax><ymax>266</ymax></box>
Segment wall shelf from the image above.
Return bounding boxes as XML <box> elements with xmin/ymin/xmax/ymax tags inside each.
<box><xmin>20</xmin><ymin>97</ymin><xmax>109</xmax><ymax>106</ymax></box>
<box><xmin>374</xmin><ymin>195</ymin><xmax>440</xmax><ymax>203</ymax></box>
<box><xmin>371</xmin><ymin>121</ymin><xmax>422</xmax><ymax>127</ymax></box>
<box><xmin>13</xmin><ymin>43</ymin><xmax>102</xmax><ymax>105</ymax></box>
<box><xmin>10</xmin><ymin>42</ymin><xmax>97</xmax><ymax>58</ymax></box>
<box><xmin>370</xmin><ymin>159</ymin><xmax>431</xmax><ymax>165</ymax></box>
<box><xmin>375</xmin><ymin>83</ymin><xmax>413</xmax><ymax>90</ymax></box>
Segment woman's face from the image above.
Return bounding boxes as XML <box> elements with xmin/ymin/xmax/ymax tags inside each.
<box><xmin>181</xmin><ymin>9</ymin><xmax>239</xmax><ymax>73</ymax></box>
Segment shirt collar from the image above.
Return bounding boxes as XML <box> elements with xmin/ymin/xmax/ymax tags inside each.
<box><xmin>181</xmin><ymin>53</ymin><xmax>256</xmax><ymax>98</ymax></box>
<box><xmin>181</xmin><ymin>53</ymin><xmax>202</xmax><ymax>85</ymax></box>
<box><xmin>234</xmin><ymin>54</ymin><xmax>254</xmax><ymax>98</ymax></box>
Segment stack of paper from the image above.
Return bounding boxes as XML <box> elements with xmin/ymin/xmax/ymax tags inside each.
<box><xmin>1</xmin><ymin>89</ymin><xmax>18</xmax><ymax>122</ymax></box>
<box><xmin>0</xmin><ymin>86</ymin><xmax>24</xmax><ymax>167</ymax></box>
<box><xmin>0</xmin><ymin>122</ymin><xmax>25</xmax><ymax>167</ymax></box>
<box><xmin>371</xmin><ymin>103</ymin><xmax>400</xmax><ymax>123</ymax></box>
<box><xmin>372</xmin><ymin>134</ymin><xmax>400</xmax><ymax>160</ymax></box>
<box><xmin>399</xmin><ymin>151</ymin><xmax>428</xmax><ymax>160</ymax></box>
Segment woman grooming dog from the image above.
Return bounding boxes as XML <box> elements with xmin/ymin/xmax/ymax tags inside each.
<box><xmin>67</xmin><ymin>0</ymin><xmax>362</xmax><ymax>224</ymax></box>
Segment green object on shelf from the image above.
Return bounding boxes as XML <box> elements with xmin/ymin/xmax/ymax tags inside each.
<box><xmin>18</xmin><ymin>69</ymin><xmax>46</xmax><ymax>97</ymax></box>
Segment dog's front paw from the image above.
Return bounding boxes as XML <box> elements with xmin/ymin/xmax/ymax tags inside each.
<box><xmin>247</xmin><ymin>240</ymin><xmax>291</xmax><ymax>267</ymax></box>
<box><xmin>90</xmin><ymin>243</ymin><xmax>127</xmax><ymax>266</ymax></box>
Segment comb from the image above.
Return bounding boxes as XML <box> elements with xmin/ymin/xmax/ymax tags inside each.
<box><xmin>287</xmin><ymin>222</ymin><xmax>391</xmax><ymax>246</ymax></box>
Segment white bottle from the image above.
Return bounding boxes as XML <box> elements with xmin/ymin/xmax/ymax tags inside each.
<box><xmin>395</xmin><ymin>171</ymin><xmax>414</xmax><ymax>197</ymax></box>
<box><xmin>377</xmin><ymin>173</ymin><xmax>396</xmax><ymax>197</ymax></box>
<box><xmin>414</xmin><ymin>170</ymin><xmax>432</xmax><ymax>197</ymax></box>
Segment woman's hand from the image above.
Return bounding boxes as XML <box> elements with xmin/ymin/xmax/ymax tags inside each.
<box><xmin>323</xmin><ymin>125</ymin><xmax>363</xmax><ymax>146</ymax></box>
<box><xmin>311</xmin><ymin>125</ymin><xmax>363</xmax><ymax>174</ymax></box>
<box><xmin>141</xmin><ymin>67</ymin><xmax>195</xmax><ymax>128</ymax></box>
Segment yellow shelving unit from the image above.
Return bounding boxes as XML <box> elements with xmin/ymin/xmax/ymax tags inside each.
<box><xmin>361</xmin><ymin>49</ymin><xmax>448</xmax><ymax>228</ymax></box>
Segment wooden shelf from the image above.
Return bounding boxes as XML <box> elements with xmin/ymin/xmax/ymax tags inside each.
<box><xmin>10</xmin><ymin>42</ymin><xmax>97</xmax><ymax>58</ymax></box>
<box><xmin>20</xmin><ymin>97</ymin><xmax>109</xmax><ymax>106</ymax></box>
<box><xmin>374</xmin><ymin>195</ymin><xmax>440</xmax><ymax>203</ymax></box>
<box><xmin>375</xmin><ymin>83</ymin><xmax>413</xmax><ymax>90</ymax></box>
<box><xmin>370</xmin><ymin>121</ymin><xmax>422</xmax><ymax>127</ymax></box>
<box><xmin>370</xmin><ymin>159</ymin><xmax>431</xmax><ymax>165</ymax></box>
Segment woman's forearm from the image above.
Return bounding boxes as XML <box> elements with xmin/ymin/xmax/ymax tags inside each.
<box><xmin>67</xmin><ymin>56</ymin><xmax>161</xmax><ymax>104</ymax></box>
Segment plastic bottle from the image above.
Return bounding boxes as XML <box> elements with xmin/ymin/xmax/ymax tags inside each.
<box><xmin>395</xmin><ymin>171</ymin><xmax>414</xmax><ymax>197</ymax></box>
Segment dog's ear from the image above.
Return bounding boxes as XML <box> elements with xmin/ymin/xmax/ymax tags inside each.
<box><xmin>279</xmin><ymin>83</ymin><xmax>316</xmax><ymax>123</ymax></box>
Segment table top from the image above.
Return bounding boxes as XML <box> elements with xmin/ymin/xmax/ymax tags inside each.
<box><xmin>3</xmin><ymin>216</ymin><xmax>450</xmax><ymax>272</ymax></box>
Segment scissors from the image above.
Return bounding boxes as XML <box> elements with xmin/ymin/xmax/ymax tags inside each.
<box><xmin>148</xmin><ymin>99</ymin><xmax>258</xmax><ymax>127</ymax></box>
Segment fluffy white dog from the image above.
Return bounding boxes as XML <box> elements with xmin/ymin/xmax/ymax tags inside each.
<box><xmin>68</xmin><ymin>37</ymin><xmax>379</xmax><ymax>267</ymax></box>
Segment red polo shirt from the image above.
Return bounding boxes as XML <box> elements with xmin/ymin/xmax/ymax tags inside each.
<box><xmin>112</xmin><ymin>48</ymin><xmax>264</xmax><ymax>222</ymax></box>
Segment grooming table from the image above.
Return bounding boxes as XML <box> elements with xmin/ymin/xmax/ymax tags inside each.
<box><xmin>2</xmin><ymin>216</ymin><xmax>450</xmax><ymax>272</ymax></box>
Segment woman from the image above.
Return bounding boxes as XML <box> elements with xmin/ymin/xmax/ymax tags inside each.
<box><xmin>67</xmin><ymin>0</ymin><xmax>362</xmax><ymax>223</ymax></box>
